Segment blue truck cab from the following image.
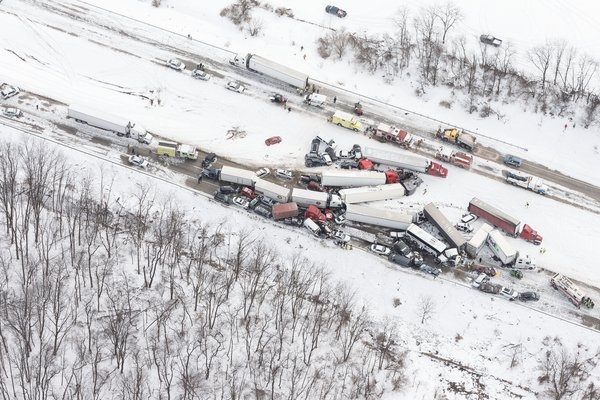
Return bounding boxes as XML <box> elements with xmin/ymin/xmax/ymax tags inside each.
<box><xmin>503</xmin><ymin>155</ymin><xmax>522</xmax><ymax>168</ymax></box>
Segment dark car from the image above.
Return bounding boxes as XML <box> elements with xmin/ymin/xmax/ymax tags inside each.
<box><xmin>307</xmin><ymin>181</ymin><xmax>323</xmax><ymax>191</ymax></box>
<box><xmin>202</xmin><ymin>167</ymin><xmax>220</xmax><ymax>180</ymax></box>
<box><xmin>518</xmin><ymin>291</ymin><xmax>540</xmax><ymax>302</ymax></box>
<box><xmin>283</xmin><ymin>217</ymin><xmax>303</xmax><ymax>226</ymax></box>
<box><xmin>202</xmin><ymin>153</ymin><xmax>217</xmax><ymax>168</ymax></box>
<box><xmin>300</xmin><ymin>174</ymin><xmax>321</xmax><ymax>184</ymax></box>
<box><xmin>325</xmin><ymin>147</ymin><xmax>337</xmax><ymax>162</ymax></box>
<box><xmin>269</xmin><ymin>93</ymin><xmax>287</xmax><ymax>103</ymax></box>
<box><xmin>213</xmin><ymin>191</ymin><xmax>231</xmax><ymax>205</ymax></box>
<box><xmin>305</xmin><ymin>153</ymin><xmax>328</xmax><ymax>167</ymax></box>
<box><xmin>310</xmin><ymin>138</ymin><xmax>321</xmax><ymax>154</ymax></box>
<box><xmin>473</xmin><ymin>264</ymin><xmax>497</xmax><ymax>277</ymax></box>
<box><xmin>219</xmin><ymin>185</ymin><xmax>238</xmax><ymax>195</ymax></box>
<box><xmin>254</xmin><ymin>205</ymin><xmax>272</xmax><ymax>218</ymax></box>
<box><xmin>339</xmin><ymin>159</ymin><xmax>359</xmax><ymax>169</ymax></box>
<box><xmin>352</xmin><ymin>144</ymin><xmax>362</xmax><ymax>158</ymax></box>
<box><xmin>325</xmin><ymin>5</ymin><xmax>347</xmax><ymax>18</ymax></box>
<box><xmin>388</xmin><ymin>252</ymin><xmax>413</xmax><ymax>268</ymax></box>
<box><xmin>480</xmin><ymin>34</ymin><xmax>502</xmax><ymax>47</ymax></box>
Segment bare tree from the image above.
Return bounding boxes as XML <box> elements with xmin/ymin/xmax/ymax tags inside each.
<box><xmin>339</xmin><ymin>306</ymin><xmax>369</xmax><ymax>362</ymax></box>
<box><xmin>528</xmin><ymin>42</ymin><xmax>554</xmax><ymax>92</ymax></box>
<box><xmin>393</xmin><ymin>7</ymin><xmax>413</xmax><ymax>70</ymax></box>
<box><xmin>538</xmin><ymin>338</ymin><xmax>600</xmax><ymax>400</ymax></box>
<box><xmin>435</xmin><ymin>2</ymin><xmax>462</xmax><ymax>44</ymax></box>
<box><xmin>417</xmin><ymin>295</ymin><xmax>436</xmax><ymax>324</ymax></box>
<box><xmin>329</xmin><ymin>28</ymin><xmax>351</xmax><ymax>59</ymax></box>
<box><xmin>246</xmin><ymin>18</ymin><xmax>263</xmax><ymax>37</ymax></box>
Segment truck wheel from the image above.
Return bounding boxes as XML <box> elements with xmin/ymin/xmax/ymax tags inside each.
<box><xmin>337</xmin><ymin>123</ymin><xmax>342</xmax><ymax>127</ymax></box>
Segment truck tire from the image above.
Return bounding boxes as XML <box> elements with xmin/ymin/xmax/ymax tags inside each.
<box><xmin>337</xmin><ymin>123</ymin><xmax>342</xmax><ymax>127</ymax></box>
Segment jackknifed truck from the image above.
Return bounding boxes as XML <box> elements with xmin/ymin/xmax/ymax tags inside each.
<box><xmin>468</xmin><ymin>197</ymin><xmax>542</xmax><ymax>244</ymax></box>
<box><xmin>363</xmin><ymin>147</ymin><xmax>448</xmax><ymax>177</ymax></box>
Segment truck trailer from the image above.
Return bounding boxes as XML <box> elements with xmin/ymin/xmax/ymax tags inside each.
<box><xmin>338</xmin><ymin>184</ymin><xmax>406</xmax><ymax>204</ymax></box>
<box><xmin>320</xmin><ymin>170</ymin><xmax>398</xmax><ymax>187</ymax></box>
<box><xmin>67</xmin><ymin>105</ymin><xmax>153</xmax><ymax>144</ymax></box>
<box><xmin>219</xmin><ymin>165</ymin><xmax>256</xmax><ymax>187</ymax></box>
<box><xmin>404</xmin><ymin>223</ymin><xmax>460</xmax><ymax>264</ymax></box>
<box><xmin>344</xmin><ymin>204</ymin><xmax>415</xmax><ymax>230</ymax></box>
<box><xmin>229</xmin><ymin>54</ymin><xmax>309</xmax><ymax>89</ymax></box>
<box><xmin>363</xmin><ymin>147</ymin><xmax>448</xmax><ymax>177</ymax></box>
<box><xmin>291</xmin><ymin>188</ymin><xmax>343</xmax><ymax>208</ymax></box>
<box><xmin>272</xmin><ymin>202</ymin><xmax>299</xmax><ymax>220</ymax></box>
<box><xmin>423</xmin><ymin>203</ymin><xmax>466</xmax><ymax>250</ymax></box>
<box><xmin>468</xmin><ymin>197</ymin><xmax>542</xmax><ymax>244</ymax></box>
<box><xmin>466</xmin><ymin>223</ymin><xmax>493</xmax><ymax>257</ymax></box>
<box><xmin>254</xmin><ymin>179</ymin><xmax>291</xmax><ymax>202</ymax></box>
<box><xmin>486</xmin><ymin>229</ymin><xmax>518</xmax><ymax>265</ymax></box>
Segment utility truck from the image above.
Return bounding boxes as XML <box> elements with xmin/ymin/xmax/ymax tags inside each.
<box><xmin>67</xmin><ymin>105</ymin><xmax>153</xmax><ymax>144</ymax></box>
<box><xmin>155</xmin><ymin>141</ymin><xmax>199</xmax><ymax>160</ymax></box>
<box><xmin>372</xmin><ymin>123</ymin><xmax>413</xmax><ymax>147</ymax></box>
<box><xmin>435</xmin><ymin>128</ymin><xmax>477</xmax><ymax>151</ymax></box>
<box><xmin>435</xmin><ymin>147</ymin><xmax>473</xmax><ymax>169</ymax></box>
<box><xmin>505</xmin><ymin>172</ymin><xmax>549</xmax><ymax>195</ymax></box>
<box><xmin>551</xmin><ymin>273</ymin><xmax>595</xmax><ymax>308</ymax></box>
<box><xmin>328</xmin><ymin>111</ymin><xmax>362</xmax><ymax>131</ymax></box>
<box><xmin>363</xmin><ymin>147</ymin><xmax>448</xmax><ymax>177</ymax></box>
<box><xmin>468</xmin><ymin>197</ymin><xmax>542</xmax><ymax>244</ymax></box>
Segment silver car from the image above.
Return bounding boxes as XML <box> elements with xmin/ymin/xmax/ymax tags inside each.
<box><xmin>226</xmin><ymin>81</ymin><xmax>245</xmax><ymax>93</ymax></box>
<box><xmin>1</xmin><ymin>107</ymin><xmax>22</xmax><ymax>117</ymax></box>
<box><xmin>192</xmin><ymin>69</ymin><xmax>210</xmax><ymax>80</ymax></box>
<box><xmin>167</xmin><ymin>59</ymin><xmax>185</xmax><ymax>71</ymax></box>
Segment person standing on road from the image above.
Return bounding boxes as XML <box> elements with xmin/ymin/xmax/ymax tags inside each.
<box><xmin>333</xmin><ymin>96</ymin><xmax>337</xmax><ymax>104</ymax></box>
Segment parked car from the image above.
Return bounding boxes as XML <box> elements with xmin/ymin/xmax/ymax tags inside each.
<box><xmin>256</xmin><ymin>168</ymin><xmax>270</xmax><ymax>178</ymax></box>
<box><xmin>254</xmin><ymin>205</ymin><xmax>272</xmax><ymax>218</ymax></box>
<box><xmin>219</xmin><ymin>185</ymin><xmax>238</xmax><ymax>195</ymax></box>
<box><xmin>472</xmin><ymin>273</ymin><xmax>489</xmax><ymax>288</ymax></box>
<box><xmin>0</xmin><ymin>85</ymin><xmax>20</xmax><ymax>100</ymax></box>
<box><xmin>192</xmin><ymin>69</ymin><xmax>211</xmax><ymax>80</ymax></box>
<box><xmin>460</xmin><ymin>213</ymin><xmax>478</xmax><ymax>224</ymax></box>
<box><xmin>275</xmin><ymin>169</ymin><xmax>293</xmax><ymax>180</ymax></box>
<box><xmin>1</xmin><ymin>107</ymin><xmax>22</xmax><ymax>117</ymax></box>
<box><xmin>232</xmin><ymin>196</ymin><xmax>250</xmax><ymax>209</ymax></box>
<box><xmin>167</xmin><ymin>58</ymin><xmax>185</xmax><ymax>71</ymax></box>
<box><xmin>202</xmin><ymin>152</ymin><xmax>217</xmax><ymax>167</ymax></box>
<box><xmin>265</xmin><ymin>136</ymin><xmax>282</xmax><ymax>146</ymax></box>
<box><xmin>473</xmin><ymin>265</ymin><xmax>497</xmax><ymax>277</ymax></box>
<box><xmin>239</xmin><ymin>186</ymin><xmax>257</xmax><ymax>199</ymax></box>
<box><xmin>518</xmin><ymin>291</ymin><xmax>540</xmax><ymax>302</ymax></box>
<box><xmin>331</xmin><ymin>230</ymin><xmax>350</xmax><ymax>244</ymax></box>
<box><xmin>455</xmin><ymin>222</ymin><xmax>473</xmax><ymax>233</ymax></box>
<box><xmin>419</xmin><ymin>263</ymin><xmax>441</xmax><ymax>277</ymax></box>
<box><xmin>128</xmin><ymin>155</ymin><xmax>149</xmax><ymax>168</ymax></box>
<box><xmin>500</xmin><ymin>287</ymin><xmax>518</xmax><ymax>301</ymax></box>
<box><xmin>370</xmin><ymin>244</ymin><xmax>391</xmax><ymax>257</ymax></box>
<box><xmin>325</xmin><ymin>5</ymin><xmax>347</xmax><ymax>18</ymax></box>
<box><xmin>257</xmin><ymin>195</ymin><xmax>275</xmax><ymax>207</ymax></box>
<box><xmin>479</xmin><ymin>34</ymin><xmax>502</xmax><ymax>47</ymax></box>
<box><xmin>213</xmin><ymin>191</ymin><xmax>231</xmax><ymax>205</ymax></box>
<box><xmin>269</xmin><ymin>93</ymin><xmax>287</xmax><ymax>103</ymax></box>
<box><xmin>388</xmin><ymin>252</ymin><xmax>412</xmax><ymax>268</ymax></box>
<box><xmin>226</xmin><ymin>81</ymin><xmax>245</xmax><ymax>93</ymax></box>
<box><xmin>202</xmin><ymin>167</ymin><xmax>220</xmax><ymax>180</ymax></box>
<box><xmin>503</xmin><ymin>154</ymin><xmax>522</xmax><ymax>168</ymax></box>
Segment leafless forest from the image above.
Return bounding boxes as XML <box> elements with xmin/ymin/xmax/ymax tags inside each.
<box><xmin>0</xmin><ymin>140</ymin><xmax>409</xmax><ymax>399</ymax></box>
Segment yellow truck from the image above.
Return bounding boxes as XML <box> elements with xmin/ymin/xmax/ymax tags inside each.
<box><xmin>328</xmin><ymin>111</ymin><xmax>362</xmax><ymax>132</ymax></box>
<box><xmin>155</xmin><ymin>141</ymin><xmax>199</xmax><ymax>160</ymax></box>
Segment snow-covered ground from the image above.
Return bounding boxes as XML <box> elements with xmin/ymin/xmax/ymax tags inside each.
<box><xmin>1</xmin><ymin>0</ymin><xmax>600</xmax><ymax>398</ymax></box>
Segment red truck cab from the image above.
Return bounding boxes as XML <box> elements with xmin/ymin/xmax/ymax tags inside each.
<box><xmin>427</xmin><ymin>162</ymin><xmax>448</xmax><ymax>178</ymax></box>
<box><xmin>520</xmin><ymin>224</ymin><xmax>542</xmax><ymax>245</ymax></box>
<box><xmin>305</xmin><ymin>205</ymin><xmax>326</xmax><ymax>222</ymax></box>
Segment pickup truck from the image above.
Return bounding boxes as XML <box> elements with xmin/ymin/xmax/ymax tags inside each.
<box><xmin>480</xmin><ymin>34</ymin><xmax>502</xmax><ymax>47</ymax></box>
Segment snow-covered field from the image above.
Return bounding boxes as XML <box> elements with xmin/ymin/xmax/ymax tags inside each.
<box><xmin>1</xmin><ymin>0</ymin><xmax>600</xmax><ymax>398</ymax></box>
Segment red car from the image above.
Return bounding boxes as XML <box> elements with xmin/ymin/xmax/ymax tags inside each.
<box><xmin>265</xmin><ymin>136</ymin><xmax>282</xmax><ymax>146</ymax></box>
<box><xmin>239</xmin><ymin>186</ymin><xmax>257</xmax><ymax>199</ymax></box>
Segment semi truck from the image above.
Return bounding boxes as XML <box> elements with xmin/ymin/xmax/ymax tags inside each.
<box><xmin>67</xmin><ymin>105</ymin><xmax>153</xmax><ymax>144</ymax></box>
<box><xmin>291</xmin><ymin>188</ymin><xmax>343</xmax><ymax>208</ymax></box>
<box><xmin>435</xmin><ymin>128</ymin><xmax>477</xmax><ymax>151</ymax></box>
<box><xmin>155</xmin><ymin>141</ymin><xmax>199</xmax><ymax>160</ymax></box>
<box><xmin>320</xmin><ymin>170</ymin><xmax>399</xmax><ymax>187</ymax></box>
<box><xmin>551</xmin><ymin>273</ymin><xmax>595</xmax><ymax>309</ymax></box>
<box><xmin>272</xmin><ymin>202</ymin><xmax>299</xmax><ymax>220</ymax></box>
<box><xmin>344</xmin><ymin>204</ymin><xmax>415</xmax><ymax>230</ymax></box>
<box><xmin>405</xmin><ymin>223</ymin><xmax>460</xmax><ymax>264</ymax></box>
<box><xmin>229</xmin><ymin>54</ymin><xmax>309</xmax><ymax>89</ymax></box>
<box><xmin>506</xmin><ymin>172</ymin><xmax>549</xmax><ymax>195</ymax></box>
<box><xmin>219</xmin><ymin>165</ymin><xmax>256</xmax><ymax>187</ymax></box>
<box><xmin>328</xmin><ymin>111</ymin><xmax>362</xmax><ymax>131</ymax></box>
<box><xmin>435</xmin><ymin>147</ymin><xmax>473</xmax><ymax>169</ymax></box>
<box><xmin>468</xmin><ymin>197</ymin><xmax>543</xmax><ymax>244</ymax></box>
<box><xmin>423</xmin><ymin>203</ymin><xmax>466</xmax><ymax>250</ymax></box>
<box><xmin>372</xmin><ymin>123</ymin><xmax>413</xmax><ymax>147</ymax></box>
<box><xmin>363</xmin><ymin>147</ymin><xmax>448</xmax><ymax>178</ymax></box>
<box><xmin>465</xmin><ymin>223</ymin><xmax>493</xmax><ymax>257</ymax></box>
<box><xmin>338</xmin><ymin>184</ymin><xmax>406</xmax><ymax>204</ymax></box>
<box><xmin>254</xmin><ymin>178</ymin><xmax>291</xmax><ymax>202</ymax></box>
<box><xmin>486</xmin><ymin>229</ymin><xmax>518</xmax><ymax>265</ymax></box>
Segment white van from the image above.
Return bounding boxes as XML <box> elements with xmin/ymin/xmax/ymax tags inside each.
<box><xmin>514</xmin><ymin>255</ymin><xmax>536</xmax><ymax>270</ymax></box>
<box><xmin>304</xmin><ymin>93</ymin><xmax>327</xmax><ymax>107</ymax></box>
<box><xmin>303</xmin><ymin>218</ymin><xmax>321</xmax><ymax>237</ymax></box>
